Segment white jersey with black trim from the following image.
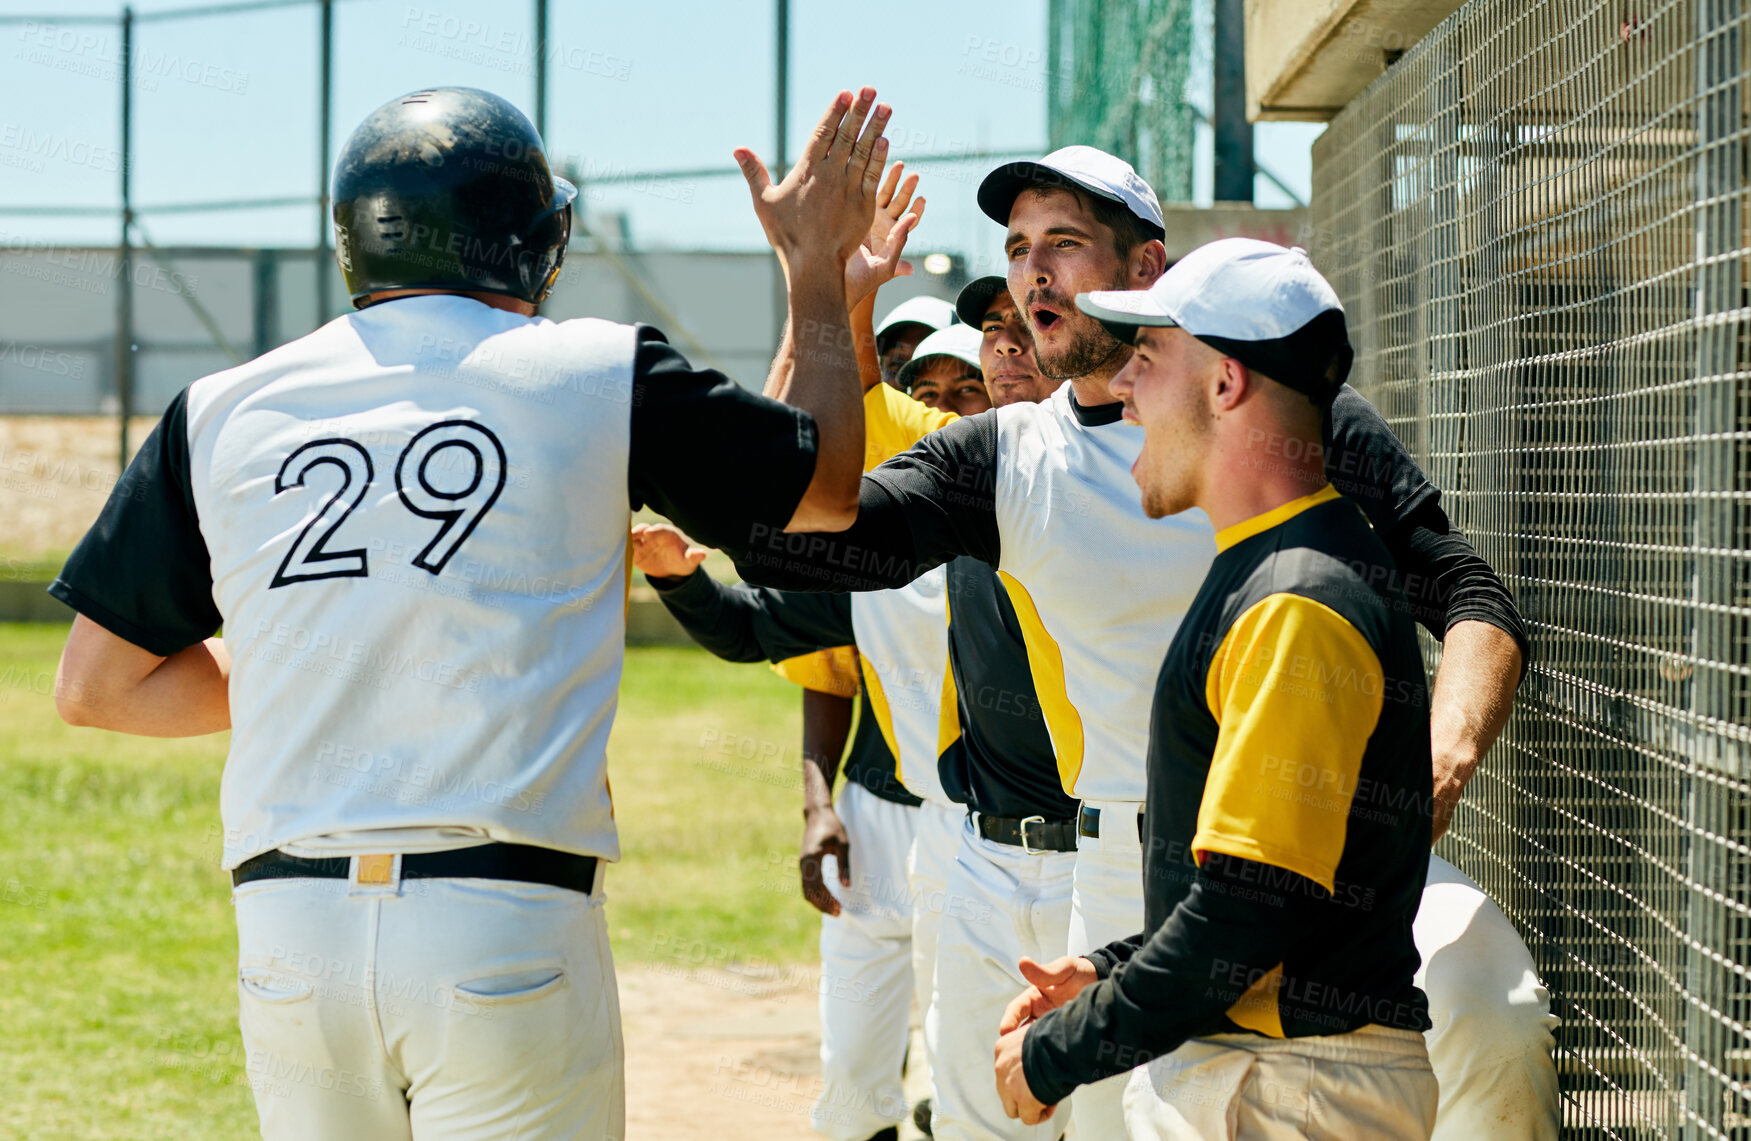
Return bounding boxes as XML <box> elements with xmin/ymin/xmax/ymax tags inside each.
<box><xmin>53</xmin><ymin>293</ymin><xmax>821</xmax><ymax>870</ymax></box>
<box><xmin>188</xmin><ymin>301</ymin><xmax>637</xmax><ymax>866</ymax></box>
<box><xmin>989</xmin><ymin>386</ymin><xmax>1214</xmax><ymax>801</ymax></box>
<box><xmin>729</xmin><ymin>383</ymin><xmax>1215</xmax><ymax>805</ymax></box>
<box><xmin>850</xmin><ymin>567</ymin><xmax>952</xmax><ymax>806</ymax></box>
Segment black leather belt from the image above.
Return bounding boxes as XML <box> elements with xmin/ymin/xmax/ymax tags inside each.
<box><xmin>1078</xmin><ymin>805</ymin><xmax>1144</xmax><ymax>840</ymax></box>
<box><xmin>975</xmin><ymin>813</ymin><xmax>1079</xmax><ymax>853</ymax></box>
<box><xmin>231</xmin><ymin>842</ymin><xmax>598</xmax><ymax>894</ymax></box>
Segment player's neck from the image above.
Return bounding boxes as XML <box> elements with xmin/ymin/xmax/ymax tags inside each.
<box><xmin>363</xmin><ymin>288</ymin><xmax>537</xmax><ymax>317</ymax></box>
<box><xmin>1066</xmin><ymin>346</ymin><xmax>1132</xmax><ymax>409</ymax></box>
<box><xmin>1199</xmin><ymin>430</ymin><xmax>1328</xmax><ymax>536</ymax></box>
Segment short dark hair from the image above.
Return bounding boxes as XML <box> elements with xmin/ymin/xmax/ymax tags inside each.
<box><xmin>1019</xmin><ymin>183</ymin><xmax>1162</xmax><ymax>259</ymax></box>
<box><xmin>1080</xmin><ymin>188</ymin><xmax>1161</xmax><ymax>259</ymax></box>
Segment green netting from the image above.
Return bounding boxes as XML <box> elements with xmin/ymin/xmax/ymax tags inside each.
<box><xmin>1046</xmin><ymin>0</ymin><xmax>1198</xmax><ymax>202</ymax></box>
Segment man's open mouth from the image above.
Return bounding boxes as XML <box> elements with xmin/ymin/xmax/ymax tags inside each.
<box><xmin>1032</xmin><ymin>305</ymin><xmax>1062</xmax><ymax>331</ymax></box>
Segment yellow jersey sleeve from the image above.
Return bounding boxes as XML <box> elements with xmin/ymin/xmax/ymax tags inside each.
<box><xmin>769</xmin><ymin>645</ymin><xmax>862</xmax><ymax>698</ymax></box>
<box><xmin>1195</xmin><ymin>592</ymin><xmax>1385</xmax><ymax>893</ymax></box>
<box><xmin>863</xmin><ymin>383</ymin><xmax>957</xmax><ymax>471</ymax></box>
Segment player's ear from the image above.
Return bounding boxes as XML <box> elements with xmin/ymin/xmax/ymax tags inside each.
<box><xmin>1131</xmin><ymin>239</ymin><xmax>1168</xmax><ymax>288</ymax></box>
<box><xmin>1210</xmin><ymin>356</ymin><xmax>1248</xmax><ymax>413</ymax></box>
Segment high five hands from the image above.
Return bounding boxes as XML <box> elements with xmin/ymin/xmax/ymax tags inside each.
<box><xmin>734</xmin><ymin>87</ymin><xmax>920</xmax><ymax>305</ymax></box>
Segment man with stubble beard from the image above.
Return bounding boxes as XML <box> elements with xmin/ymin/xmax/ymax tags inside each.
<box><xmin>729</xmin><ymin>152</ymin><xmax>1547</xmax><ymax>1140</ymax></box>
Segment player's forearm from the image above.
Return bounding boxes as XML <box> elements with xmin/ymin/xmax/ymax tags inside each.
<box><xmin>57</xmin><ymin>618</ymin><xmax>231</xmax><ymax>737</ymax></box>
<box><xmin>776</xmin><ymin>265</ymin><xmax>864</xmax><ymax>532</ymax></box>
<box><xmin>851</xmin><ymin>293</ymin><xmax>882</xmax><ymax>394</ymax></box>
<box><xmin>1022</xmin><ymin>857</ymin><xmax>1311</xmax><ymax>1104</ymax></box>
<box><xmin>801</xmin><ymin>688</ymin><xmax>853</xmax><ymax>814</ymax></box>
<box><xmin>648</xmin><ymin>569</ymin><xmax>771</xmax><ymax>664</ymax></box>
<box><xmin>1429</xmin><ymin>619</ymin><xmax>1523</xmax><ymax>832</ymax></box>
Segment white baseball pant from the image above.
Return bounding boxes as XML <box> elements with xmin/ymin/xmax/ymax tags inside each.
<box><xmin>1065</xmin><ymin>800</ymin><xmax>1148</xmax><ymax>1140</ymax></box>
<box><xmin>1416</xmin><ymin>853</ymin><xmax>1560</xmax><ymax>1140</ymax></box>
<box><xmin>925</xmin><ymin>814</ymin><xmax>1075</xmax><ymax>1141</ymax></box>
<box><xmin>909</xmin><ymin>798</ymin><xmax>967</xmax><ymax>1096</ymax></box>
<box><xmin>233</xmin><ymin>869</ymin><xmax>622</xmax><ymax>1141</ymax></box>
<box><xmin>813</xmin><ymin>780</ymin><xmax>920</xmax><ymax>1141</ymax></box>
<box><xmin>1122</xmin><ymin>1023</ymin><xmax>1437</xmax><ymax>1140</ymax></box>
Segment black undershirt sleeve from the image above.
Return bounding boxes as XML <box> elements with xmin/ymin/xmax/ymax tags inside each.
<box><xmin>627</xmin><ymin>326</ymin><xmax>819</xmax><ymax>553</ymax></box>
<box><xmin>1384</xmin><ymin>501</ymin><xmax>1532</xmax><ymax>668</ymax></box>
<box><xmin>1322</xmin><ymin>385</ymin><xmax>1438</xmax><ymax>533</ymax></box>
<box><xmin>730</xmin><ymin>411</ymin><xmax>1002</xmax><ymax>593</ymax></box>
<box><xmin>1323</xmin><ymin>384</ymin><xmax>1530</xmax><ymax>669</ymax></box>
<box><xmin>1020</xmin><ymin>853</ymin><xmax>1320</xmax><ymax>1107</ymax></box>
<box><xmin>49</xmin><ymin>389</ymin><xmax>221</xmax><ymax>657</ymax></box>
<box><xmin>647</xmin><ymin>568</ymin><xmax>855</xmax><ymax>666</ymax></box>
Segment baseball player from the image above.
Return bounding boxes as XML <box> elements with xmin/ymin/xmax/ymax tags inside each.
<box><xmin>994</xmin><ymin>240</ymin><xmax>1439</xmax><ymax>1139</ymax></box>
<box><xmin>725</xmin><ymin>151</ymin><xmax>1544</xmax><ymax>1139</ymax></box>
<box><xmin>640</xmin><ymin>273</ymin><xmax>1062</xmax><ymax>1141</ymax></box>
<box><xmin>49</xmin><ymin>84</ymin><xmax>901</xmax><ymax>1141</ymax></box>
<box><xmin>876</xmin><ymin>294</ymin><xmax>958</xmax><ymax>389</ymax></box>
<box><xmin>899</xmin><ymin>325</ymin><xmax>992</xmax><ymax>414</ymax></box>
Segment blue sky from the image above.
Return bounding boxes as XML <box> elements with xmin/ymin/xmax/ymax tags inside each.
<box><xmin>0</xmin><ymin>0</ymin><xmax>1322</xmax><ymax>261</ymax></box>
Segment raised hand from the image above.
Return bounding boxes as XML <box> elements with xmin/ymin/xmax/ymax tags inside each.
<box><xmin>846</xmin><ymin>160</ymin><xmax>926</xmax><ymax>308</ymax></box>
<box><xmin>630</xmin><ymin>523</ymin><xmax>710</xmax><ymax>580</ymax></box>
<box><xmin>734</xmin><ymin>87</ymin><xmax>894</xmax><ymax>279</ymax></box>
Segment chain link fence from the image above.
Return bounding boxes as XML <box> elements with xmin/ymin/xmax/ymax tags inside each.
<box><xmin>1311</xmin><ymin>2</ymin><xmax>1750</xmax><ymax>1136</ymax></box>
<box><xmin>1046</xmin><ymin>0</ymin><xmax>1198</xmax><ymax>202</ymax></box>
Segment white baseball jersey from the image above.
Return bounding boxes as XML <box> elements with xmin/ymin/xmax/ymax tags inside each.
<box><xmin>53</xmin><ymin>294</ymin><xmax>819</xmax><ymax>868</ymax></box>
<box><xmin>734</xmin><ymin>383</ymin><xmax>1213</xmax><ymax>803</ymax></box>
<box><xmin>849</xmin><ymin>567</ymin><xmax>951</xmax><ymax>805</ymax></box>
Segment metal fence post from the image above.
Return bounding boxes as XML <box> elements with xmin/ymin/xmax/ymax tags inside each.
<box><xmin>315</xmin><ymin>0</ymin><xmax>332</xmax><ymax>329</ymax></box>
<box><xmin>115</xmin><ymin>6</ymin><xmax>134</xmax><ymax>471</ymax></box>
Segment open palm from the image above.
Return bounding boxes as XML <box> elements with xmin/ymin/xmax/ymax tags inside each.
<box><xmin>846</xmin><ymin>161</ymin><xmax>926</xmax><ymax>308</ymax></box>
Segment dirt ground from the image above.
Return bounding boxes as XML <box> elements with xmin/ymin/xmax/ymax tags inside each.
<box><xmin>0</xmin><ymin>416</ymin><xmax>155</xmax><ymax>564</ymax></box>
<box><xmin>620</xmin><ymin>964</ymin><xmax>930</xmax><ymax>1141</ymax></box>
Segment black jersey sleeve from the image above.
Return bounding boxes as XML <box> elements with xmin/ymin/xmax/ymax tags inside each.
<box><xmin>731</xmin><ymin>411</ymin><xmax>1002</xmax><ymax>592</ymax></box>
<box><xmin>49</xmin><ymin>389</ymin><xmax>222</xmax><ymax>657</ymax></box>
<box><xmin>1020</xmin><ymin>853</ymin><xmax>1319</xmax><ymax>1106</ymax></box>
<box><xmin>1322</xmin><ymin>385</ymin><xmax>1437</xmax><ymax>534</ymax></box>
<box><xmin>648</xmin><ymin>568</ymin><xmax>855</xmax><ymax>665</ymax></box>
<box><xmin>627</xmin><ymin>326</ymin><xmax>819</xmax><ymax>552</ymax></box>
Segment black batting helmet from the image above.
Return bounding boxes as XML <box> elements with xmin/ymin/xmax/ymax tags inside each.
<box><xmin>331</xmin><ymin>87</ymin><xmax>577</xmax><ymax>309</ymax></box>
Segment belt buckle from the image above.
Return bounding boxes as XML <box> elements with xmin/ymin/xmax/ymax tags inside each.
<box><xmin>350</xmin><ymin>853</ymin><xmax>401</xmax><ymax>889</ymax></box>
<box><xmin>1079</xmin><ymin>805</ymin><xmax>1100</xmax><ymax>838</ymax></box>
<box><xmin>1019</xmin><ymin>815</ymin><xmax>1048</xmax><ymax>856</ymax></box>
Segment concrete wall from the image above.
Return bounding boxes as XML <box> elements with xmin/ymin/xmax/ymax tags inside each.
<box><xmin>1244</xmin><ymin>0</ymin><xmax>1463</xmax><ymax>121</ymax></box>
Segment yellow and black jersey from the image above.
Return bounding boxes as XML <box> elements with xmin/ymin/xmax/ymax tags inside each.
<box><xmin>1021</xmin><ymin>485</ymin><xmax>1434</xmax><ymax>1104</ymax></box>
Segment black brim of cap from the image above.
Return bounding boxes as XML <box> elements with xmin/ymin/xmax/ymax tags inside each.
<box><xmin>955</xmin><ymin>276</ymin><xmax>1009</xmax><ymax>326</ymax></box>
<box><xmin>978</xmin><ymin>160</ymin><xmax>1120</xmax><ymax>226</ymax></box>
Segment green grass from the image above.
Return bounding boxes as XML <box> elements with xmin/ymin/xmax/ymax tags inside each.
<box><xmin>0</xmin><ymin>555</ymin><xmax>67</xmax><ymax>583</ymax></box>
<box><xmin>0</xmin><ymin>626</ymin><xmax>812</xmax><ymax>1139</ymax></box>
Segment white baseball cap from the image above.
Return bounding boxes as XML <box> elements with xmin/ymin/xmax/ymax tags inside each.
<box><xmin>897</xmin><ymin>324</ymin><xmax>984</xmax><ymax>392</ymax></box>
<box><xmin>1076</xmin><ymin>238</ymin><xmax>1354</xmax><ymax>401</ymax></box>
<box><xmin>876</xmin><ymin>295</ymin><xmax>958</xmax><ymax>342</ymax></box>
<box><xmin>978</xmin><ymin>145</ymin><xmax>1165</xmax><ymax>238</ymax></box>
